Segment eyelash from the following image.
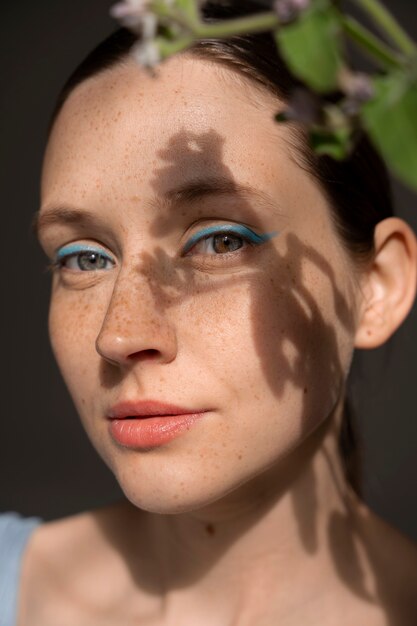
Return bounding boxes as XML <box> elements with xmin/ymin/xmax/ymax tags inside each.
<box><xmin>182</xmin><ymin>224</ymin><xmax>275</xmax><ymax>256</ymax></box>
<box><xmin>49</xmin><ymin>225</ymin><xmax>276</xmax><ymax>273</ymax></box>
<box><xmin>49</xmin><ymin>244</ymin><xmax>115</xmax><ymax>273</ymax></box>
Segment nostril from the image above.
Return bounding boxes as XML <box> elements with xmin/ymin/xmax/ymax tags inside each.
<box><xmin>127</xmin><ymin>348</ymin><xmax>160</xmax><ymax>361</ymax></box>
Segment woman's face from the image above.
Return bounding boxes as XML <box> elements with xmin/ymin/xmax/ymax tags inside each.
<box><xmin>38</xmin><ymin>56</ymin><xmax>361</xmax><ymax>513</ymax></box>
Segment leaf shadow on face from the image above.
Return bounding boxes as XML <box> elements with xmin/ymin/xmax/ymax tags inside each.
<box><xmin>95</xmin><ymin>127</ymin><xmax>396</xmax><ymax>619</ymax></box>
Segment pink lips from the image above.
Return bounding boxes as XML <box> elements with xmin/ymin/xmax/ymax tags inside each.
<box><xmin>107</xmin><ymin>400</ymin><xmax>209</xmax><ymax>449</ymax></box>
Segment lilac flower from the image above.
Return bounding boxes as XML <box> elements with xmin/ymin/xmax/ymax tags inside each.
<box><xmin>344</xmin><ymin>72</ymin><xmax>375</xmax><ymax>103</ymax></box>
<box><xmin>110</xmin><ymin>0</ymin><xmax>162</xmax><ymax>67</ymax></box>
<box><xmin>338</xmin><ymin>70</ymin><xmax>375</xmax><ymax>116</ymax></box>
<box><xmin>110</xmin><ymin>0</ymin><xmax>151</xmax><ymax>30</ymax></box>
<box><xmin>277</xmin><ymin>88</ymin><xmax>323</xmax><ymax>124</ymax></box>
<box><xmin>132</xmin><ymin>38</ymin><xmax>161</xmax><ymax>67</ymax></box>
<box><xmin>274</xmin><ymin>0</ymin><xmax>310</xmax><ymax>24</ymax></box>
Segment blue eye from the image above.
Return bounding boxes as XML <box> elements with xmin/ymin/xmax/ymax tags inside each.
<box><xmin>182</xmin><ymin>224</ymin><xmax>278</xmax><ymax>256</ymax></box>
<box><xmin>54</xmin><ymin>244</ymin><xmax>115</xmax><ymax>272</ymax></box>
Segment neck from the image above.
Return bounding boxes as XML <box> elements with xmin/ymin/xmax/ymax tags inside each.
<box><xmin>121</xmin><ymin>402</ymin><xmax>369</xmax><ymax>623</ymax></box>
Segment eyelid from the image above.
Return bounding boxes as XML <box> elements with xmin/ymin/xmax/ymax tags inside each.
<box><xmin>55</xmin><ymin>243</ymin><xmax>114</xmax><ymax>262</ymax></box>
<box><xmin>182</xmin><ymin>224</ymin><xmax>278</xmax><ymax>255</ymax></box>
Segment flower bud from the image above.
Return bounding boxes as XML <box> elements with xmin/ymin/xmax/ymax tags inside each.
<box><xmin>110</xmin><ymin>0</ymin><xmax>150</xmax><ymax>29</ymax></box>
<box><xmin>277</xmin><ymin>88</ymin><xmax>323</xmax><ymax>124</ymax></box>
<box><xmin>274</xmin><ymin>0</ymin><xmax>310</xmax><ymax>24</ymax></box>
<box><xmin>132</xmin><ymin>39</ymin><xmax>161</xmax><ymax>68</ymax></box>
<box><xmin>340</xmin><ymin>70</ymin><xmax>375</xmax><ymax>103</ymax></box>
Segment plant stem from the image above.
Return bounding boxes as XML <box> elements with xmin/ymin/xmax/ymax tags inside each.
<box><xmin>193</xmin><ymin>11</ymin><xmax>280</xmax><ymax>38</ymax></box>
<box><xmin>152</xmin><ymin>4</ymin><xmax>280</xmax><ymax>39</ymax></box>
<box><xmin>157</xmin><ymin>34</ymin><xmax>195</xmax><ymax>58</ymax></box>
<box><xmin>341</xmin><ymin>15</ymin><xmax>404</xmax><ymax>69</ymax></box>
<box><xmin>152</xmin><ymin>1</ymin><xmax>411</xmax><ymax>74</ymax></box>
<box><xmin>351</xmin><ymin>0</ymin><xmax>417</xmax><ymax>56</ymax></box>
<box><xmin>181</xmin><ymin>0</ymin><xmax>200</xmax><ymax>24</ymax></box>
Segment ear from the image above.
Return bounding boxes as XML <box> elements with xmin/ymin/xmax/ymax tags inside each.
<box><xmin>354</xmin><ymin>217</ymin><xmax>417</xmax><ymax>349</ymax></box>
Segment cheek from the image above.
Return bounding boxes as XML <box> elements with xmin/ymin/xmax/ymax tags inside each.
<box><xmin>249</xmin><ymin>252</ymin><xmax>355</xmax><ymax>434</ymax></box>
<box><xmin>185</xmin><ymin>247</ymin><xmax>355</xmax><ymax>441</ymax></box>
<box><xmin>48</xmin><ymin>242</ymin><xmax>354</xmax><ymax>451</ymax></box>
<box><xmin>48</xmin><ymin>286</ymin><xmax>105</xmax><ymax>406</ymax></box>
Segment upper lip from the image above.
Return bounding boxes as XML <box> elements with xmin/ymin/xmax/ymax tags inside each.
<box><xmin>108</xmin><ymin>400</ymin><xmax>207</xmax><ymax>419</ymax></box>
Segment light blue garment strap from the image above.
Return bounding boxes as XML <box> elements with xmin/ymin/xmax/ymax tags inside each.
<box><xmin>0</xmin><ymin>512</ymin><xmax>42</xmax><ymax>626</ymax></box>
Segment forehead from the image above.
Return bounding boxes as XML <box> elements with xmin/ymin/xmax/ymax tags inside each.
<box><xmin>41</xmin><ymin>55</ymin><xmax>298</xmax><ymax>199</ymax></box>
<box><xmin>40</xmin><ymin>54</ymin><xmax>338</xmax><ymax>252</ymax></box>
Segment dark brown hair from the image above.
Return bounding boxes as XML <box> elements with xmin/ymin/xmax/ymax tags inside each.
<box><xmin>50</xmin><ymin>0</ymin><xmax>394</xmax><ymax>496</ymax></box>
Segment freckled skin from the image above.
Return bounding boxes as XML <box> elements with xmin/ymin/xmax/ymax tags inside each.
<box><xmin>39</xmin><ymin>56</ymin><xmax>360</xmax><ymax>516</ymax></box>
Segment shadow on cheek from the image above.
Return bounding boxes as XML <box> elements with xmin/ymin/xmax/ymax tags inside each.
<box><xmin>97</xmin><ymin>127</ymin><xmax>355</xmax><ymax>423</ymax></box>
<box><xmin>86</xmin><ymin>126</ymin><xmax>357</xmax><ymax>437</ymax></box>
<box><xmin>89</xmin><ymin>127</ymin><xmax>387</xmax><ymax>606</ymax></box>
<box><xmin>251</xmin><ymin>231</ymin><xmax>354</xmax><ymax>413</ymax></box>
<box><xmin>145</xmin><ymin>128</ymin><xmax>353</xmax><ymax>407</ymax></box>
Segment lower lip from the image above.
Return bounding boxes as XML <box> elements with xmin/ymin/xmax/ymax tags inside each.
<box><xmin>108</xmin><ymin>413</ymin><xmax>207</xmax><ymax>449</ymax></box>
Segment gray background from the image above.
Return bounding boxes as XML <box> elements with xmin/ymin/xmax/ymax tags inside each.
<box><xmin>1</xmin><ymin>1</ymin><xmax>416</xmax><ymax>541</ymax></box>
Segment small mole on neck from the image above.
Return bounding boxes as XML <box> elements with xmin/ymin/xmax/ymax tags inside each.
<box><xmin>205</xmin><ymin>523</ymin><xmax>216</xmax><ymax>536</ymax></box>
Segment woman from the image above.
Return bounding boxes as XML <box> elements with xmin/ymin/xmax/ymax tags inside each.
<box><xmin>2</xmin><ymin>1</ymin><xmax>417</xmax><ymax>623</ymax></box>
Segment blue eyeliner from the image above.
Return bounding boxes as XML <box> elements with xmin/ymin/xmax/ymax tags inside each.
<box><xmin>55</xmin><ymin>243</ymin><xmax>111</xmax><ymax>262</ymax></box>
<box><xmin>183</xmin><ymin>224</ymin><xmax>278</xmax><ymax>254</ymax></box>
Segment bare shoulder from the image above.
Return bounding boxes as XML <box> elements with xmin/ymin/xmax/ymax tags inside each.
<box><xmin>18</xmin><ymin>500</ymin><xmax>142</xmax><ymax>626</ymax></box>
<box><xmin>24</xmin><ymin>499</ymin><xmax>132</xmax><ymax>572</ymax></box>
<box><xmin>352</xmin><ymin>498</ymin><xmax>417</xmax><ymax>624</ymax></box>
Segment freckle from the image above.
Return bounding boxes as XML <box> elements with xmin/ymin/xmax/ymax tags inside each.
<box><xmin>237</xmin><ymin>454</ymin><xmax>242</xmax><ymax>460</ymax></box>
<box><xmin>205</xmin><ymin>523</ymin><xmax>216</xmax><ymax>536</ymax></box>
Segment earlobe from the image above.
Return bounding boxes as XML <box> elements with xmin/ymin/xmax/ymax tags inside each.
<box><xmin>354</xmin><ymin>217</ymin><xmax>417</xmax><ymax>350</ymax></box>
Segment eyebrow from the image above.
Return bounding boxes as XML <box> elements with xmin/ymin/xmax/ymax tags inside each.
<box><xmin>34</xmin><ymin>176</ymin><xmax>282</xmax><ymax>238</ymax></box>
<box><xmin>161</xmin><ymin>176</ymin><xmax>280</xmax><ymax>211</ymax></box>
<box><xmin>33</xmin><ymin>206</ymin><xmax>102</xmax><ymax>239</ymax></box>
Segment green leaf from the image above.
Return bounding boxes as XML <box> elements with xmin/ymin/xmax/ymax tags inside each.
<box><xmin>310</xmin><ymin>125</ymin><xmax>353</xmax><ymax>159</ymax></box>
<box><xmin>275</xmin><ymin>0</ymin><xmax>343</xmax><ymax>93</ymax></box>
<box><xmin>362</xmin><ymin>74</ymin><xmax>417</xmax><ymax>191</ymax></box>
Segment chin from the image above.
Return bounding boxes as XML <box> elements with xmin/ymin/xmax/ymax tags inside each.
<box><xmin>104</xmin><ymin>452</ymin><xmax>252</xmax><ymax>516</ymax></box>
<box><xmin>93</xmin><ymin>414</ymin><xmax>326</xmax><ymax>516</ymax></box>
<box><xmin>116</xmin><ymin>479</ymin><xmax>230</xmax><ymax>516</ymax></box>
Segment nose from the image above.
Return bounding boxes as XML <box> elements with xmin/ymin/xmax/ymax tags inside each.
<box><xmin>95</xmin><ymin>272</ymin><xmax>178</xmax><ymax>368</ymax></box>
